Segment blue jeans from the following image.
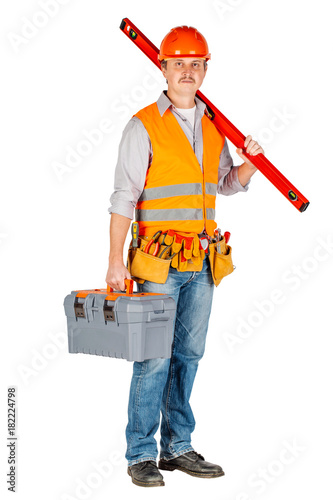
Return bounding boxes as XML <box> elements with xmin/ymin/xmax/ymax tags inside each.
<box><xmin>125</xmin><ymin>256</ymin><xmax>215</xmax><ymax>466</ymax></box>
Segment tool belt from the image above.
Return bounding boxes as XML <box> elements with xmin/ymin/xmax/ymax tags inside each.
<box><xmin>127</xmin><ymin>229</ymin><xmax>234</xmax><ymax>286</ymax></box>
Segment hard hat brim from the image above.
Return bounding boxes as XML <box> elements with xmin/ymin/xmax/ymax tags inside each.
<box><xmin>158</xmin><ymin>53</ymin><xmax>211</xmax><ymax>61</ymax></box>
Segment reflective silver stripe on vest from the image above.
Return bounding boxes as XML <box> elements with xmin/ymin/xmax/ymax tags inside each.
<box><xmin>136</xmin><ymin>208</ymin><xmax>203</xmax><ymax>222</ymax></box>
<box><xmin>205</xmin><ymin>182</ymin><xmax>217</xmax><ymax>196</ymax></box>
<box><xmin>138</xmin><ymin>183</ymin><xmax>202</xmax><ymax>202</ymax></box>
<box><xmin>206</xmin><ymin>208</ymin><xmax>215</xmax><ymax>220</ymax></box>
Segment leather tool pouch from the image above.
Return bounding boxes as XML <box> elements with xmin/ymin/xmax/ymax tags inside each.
<box><xmin>208</xmin><ymin>238</ymin><xmax>234</xmax><ymax>286</ymax></box>
<box><xmin>127</xmin><ymin>238</ymin><xmax>171</xmax><ymax>284</ymax></box>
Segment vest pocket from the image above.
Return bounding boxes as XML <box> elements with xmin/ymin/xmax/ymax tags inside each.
<box><xmin>208</xmin><ymin>241</ymin><xmax>234</xmax><ymax>286</ymax></box>
<box><xmin>127</xmin><ymin>247</ymin><xmax>171</xmax><ymax>284</ymax></box>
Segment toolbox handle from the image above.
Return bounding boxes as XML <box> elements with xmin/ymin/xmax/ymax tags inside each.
<box><xmin>107</xmin><ymin>279</ymin><xmax>134</xmax><ymax>295</ymax></box>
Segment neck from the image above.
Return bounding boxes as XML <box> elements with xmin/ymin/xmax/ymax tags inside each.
<box><xmin>166</xmin><ymin>89</ymin><xmax>196</xmax><ymax>109</ymax></box>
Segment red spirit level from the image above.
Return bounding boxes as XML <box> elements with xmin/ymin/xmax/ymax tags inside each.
<box><xmin>120</xmin><ymin>18</ymin><xmax>310</xmax><ymax>213</ymax></box>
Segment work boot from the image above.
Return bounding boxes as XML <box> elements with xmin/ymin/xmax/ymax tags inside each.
<box><xmin>158</xmin><ymin>451</ymin><xmax>224</xmax><ymax>478</ymax></box>
<box><xmin>127</xmin><ymin>460</ymin><xmax>165</xmax><ymax>487</ymax></box>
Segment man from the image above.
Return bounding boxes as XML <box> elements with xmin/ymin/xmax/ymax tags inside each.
<box><xmin>106</xmin><ymin>25</ymin><xmax>264</xmax><ymax>487</ymax></box>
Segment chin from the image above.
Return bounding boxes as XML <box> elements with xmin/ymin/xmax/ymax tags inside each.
<box><xmin>178</xmin><ymin>85</ymin><xmax>196</xmax><ymax>91</ymax></box>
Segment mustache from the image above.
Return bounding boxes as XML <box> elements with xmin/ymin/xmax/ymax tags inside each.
<box><xmin>179</xmin><ymin>77</ymin><xmax>195</xmax><ymax>83</ymax></box>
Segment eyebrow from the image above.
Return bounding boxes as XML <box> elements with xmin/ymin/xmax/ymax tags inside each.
<box><xmin>173</xmin><ymin>59</ymin><xmax>203</xmax><ymax>63</ymax></box>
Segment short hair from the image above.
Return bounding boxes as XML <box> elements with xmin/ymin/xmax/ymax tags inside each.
<box><xmin>161</xmin><ymin>59</ymin><xmax>208</xmax><ymax>70</ymax></box>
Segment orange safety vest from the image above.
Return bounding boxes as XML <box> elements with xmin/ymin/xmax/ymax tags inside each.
<box><xmin>134</xmin><ymin>102</ymin><xmax>225</xmax><ymax>237</ymax></box>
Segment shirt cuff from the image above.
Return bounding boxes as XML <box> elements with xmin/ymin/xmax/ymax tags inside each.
<box><xmin>234</xmin><ymin>165</ymin><xmax>250</xmax><ymax>192</ymax></box>
<box><xmin>108</xmin><ymin>201</ymin><xmax>134</xmax><ymax>220</ymax></box>
<box><xmin>217</xmin><ymin>165</ymin><xmax>250</xmax><ymax>195</ymax></box>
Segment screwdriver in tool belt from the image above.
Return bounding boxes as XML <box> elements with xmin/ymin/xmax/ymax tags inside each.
<box><xmin>224</xmin><ymin>231</ymin><xmax>231</xmax><ymax>244</ymax></box>
<box><xmin>216</xmin><ymin>231</ymin><xmax>231</xmax><ymax>253</ymax></box>
<box><xmin>131</xmin><ymin>222</ymin><xmax>139</xmax><ymax>248</ymax></box>
<box><xmin>214</xmin><ymin>228</ymin><xmax>222</xmax><ymax>242</ymax></box>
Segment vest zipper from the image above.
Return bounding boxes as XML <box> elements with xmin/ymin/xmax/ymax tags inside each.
<box><xmin>202</xmin><ymin>155</ymin><xmax>207</xmax><ymax>233</ymax></box>
<box><xmin>194</xmin><ymin>124</ymin><xmax>206</xmax><ymax>233</ymax></box>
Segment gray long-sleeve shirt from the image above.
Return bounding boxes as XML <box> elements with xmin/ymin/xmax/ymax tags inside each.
<box><xmin>108</xmin><ymin>91</ymin><xmax>249</xmax><ymax>220</ymax></box>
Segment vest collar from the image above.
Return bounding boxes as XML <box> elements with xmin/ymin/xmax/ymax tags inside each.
<box><xmin>156</xmin><ymin>91</ymin><xmax>206</xmax><ymax>119</ymax></box>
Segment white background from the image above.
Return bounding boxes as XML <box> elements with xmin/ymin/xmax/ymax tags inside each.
<box><xmin>1</xmin><ymin>0</ymin><xmax>332</xmax><ymax>499</ymax></box>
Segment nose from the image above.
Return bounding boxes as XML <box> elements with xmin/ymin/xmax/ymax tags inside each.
<box><xmin>182</xmin><ymin>65</ymin><xmax>193</xmax><ymax>75</ymax></box>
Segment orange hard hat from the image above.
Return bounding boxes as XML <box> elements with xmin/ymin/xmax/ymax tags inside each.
<box><xmin>158</xmin><ymin>26</ymin><xmax>211</xmax><ymax>61</ymax></box>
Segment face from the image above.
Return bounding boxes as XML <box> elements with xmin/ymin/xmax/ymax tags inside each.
<box><xmin>161</xmin><ymin>58</ymin><xmax>207</xmax><ymax>96</ymax></box>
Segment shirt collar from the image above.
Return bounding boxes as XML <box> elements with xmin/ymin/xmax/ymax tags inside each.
<box><xmin>156</xmin><ymin>90</ymin><xmax>207</xmax><ymax>118</ymax></box>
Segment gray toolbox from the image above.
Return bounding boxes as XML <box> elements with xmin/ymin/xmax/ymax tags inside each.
<box><xmin>64</xmin><ymin>279</ymin><xmax>176</xmax><ymax>362</ymax></box>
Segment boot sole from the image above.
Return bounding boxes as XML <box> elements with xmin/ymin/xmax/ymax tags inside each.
<box><xmin>127</xmin><ymin>469</ymin><xmax>165</xmax><ymax>487</ymax></box>
<box><xmin>158</xmin><ymin>462</ymin><xmax>225</xmax><ymax>478</ymax></box>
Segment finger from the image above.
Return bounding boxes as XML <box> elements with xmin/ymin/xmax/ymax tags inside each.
<box><xmin>251</xmin><ymin>146</ymin><xmax>264</xmax><ymax>156</ymax></box>
<box><xmin>244</xmin><ymin>135</ymin><xmax>252</xmax><ymax>147</ymax></box>
<box><xmin>117</xmin><ymin>279</ymin><xmax>126</xmax><ymax>291</ymax></box>
<box><xmin>236</xmin><ymin>148</ymin><xmax>246</xmax><ymax>159</ymax></box>
<box><xmin>247</xmin><ymin>141</ymin><xmax>263</xmax><ymax>155</ymax></box>
<box><xmin>252</xmin><ymin>144</ymin><xmax>264</xmax><ymax>155</ymax></box>
<box><xmin>245</xmin><ymin>139</ymin><xmax>257</xmax><ymax>152</ymax></box>
<box><xmin>105</xmin><ymin>276</ymin><xmax>113</xmax><ymax>287</ymax></box>
<box><xmin>247</xmin><ymin>143</ymin><xmax>261</xmax><ymax>155</ymax></box>
<box><xmin>107</xmin><ymin>279</ymin><xmax>122</xmax><ymax>291</ymax></box>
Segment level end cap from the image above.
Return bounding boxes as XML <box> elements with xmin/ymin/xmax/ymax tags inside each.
<box><xmin>299</xmin><ymin>201</ymin><xmax>310</xmax><ymax>213</ymax></box>
<box><xmin>120</xmin><ymin>19</ymin><xmax>127</xmax><ymax>30</ymax></box>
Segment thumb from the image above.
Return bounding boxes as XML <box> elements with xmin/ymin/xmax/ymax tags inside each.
<box><xmin>236</xmin><ymin>148</ymin><xmax>246</xmax><ymax>159</ymax></box>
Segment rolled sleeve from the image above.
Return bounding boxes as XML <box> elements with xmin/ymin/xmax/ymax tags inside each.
<box><xmin>217</xmin><ymin>139</ymin><xmax>250</xmax><ymax>195</ymax></box>
<box><xmin>108</xmin><ymin>117</ymin><xmax>151</xmax><ymax>218</ymax></box>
